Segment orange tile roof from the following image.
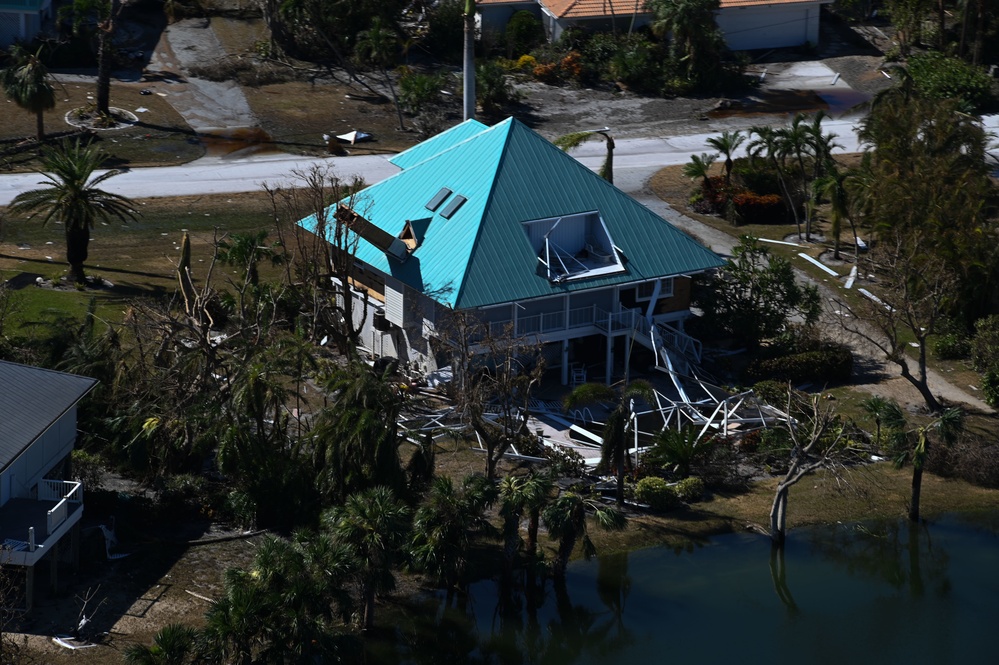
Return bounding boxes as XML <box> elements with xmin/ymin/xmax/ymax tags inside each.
<box><xmin>537</xmin><ymin>0</ymin><xmax>825</xmax><ymax>19</ymax></box>
<box><xmin>541</xmin><ymin>0</ymin><xmax>645</xmax><ymax>19</ymax></box>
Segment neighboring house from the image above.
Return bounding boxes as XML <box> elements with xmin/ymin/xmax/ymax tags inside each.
<box><xmin>300</xmin><ymin>118</ymin><xmax>723</xmax><ymax>385</ymax></box>
<box><xmin>714</xmin><ymin>0</ymin><xmax>831</xmax><ymax>51</ymax></box>
<box><xmin>0</xmin><ymin>0</ymin><xmax>52</xmax><ymax>48</ymax></box>
<box><xmin>0</xmin><ymin>361</ymin><xmax>96</xmax><ymax>611</ymax></box>
<box><xmin>480</xmin><ymin>0</ymin><xmax>830</xmax><ymax>51</ymax></box>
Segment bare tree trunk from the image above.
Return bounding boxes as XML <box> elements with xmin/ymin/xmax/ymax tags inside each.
<box><xmin>909</xmin><ymin>464</ymin><xmax>923</xmax><ymax>522</ymax></box>
<box><xmin>35</xmin><ymin>108</ymin><xmax>45</xmax><ymax>143</ymax></box>
<box><xmin>769</xmin><ymin>484</ymin><xmax>789</xmax><ymax>546</ymax></box>
<box><xmin>96</xmin><ymin>0</ymin><xmax>121</xmax><ymax>117</ymax></box>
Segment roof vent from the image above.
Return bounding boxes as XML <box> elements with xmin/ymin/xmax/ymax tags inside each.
<box><xmin>440</xmin><ymin>194</ymin><xmax>467</xmax><ymax>219</ymax></box>
<box><xmin>425</xmin><ymin>187</ymin><xmax>452</xmax><ymax>211</ymax></box>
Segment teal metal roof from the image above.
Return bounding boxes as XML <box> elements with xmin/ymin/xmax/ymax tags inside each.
<box><xmin>389</xmin><ymin>119</ymin><xmax>489</xmax><ymax>170</ymax></box>
<box><xmin>301</xmin><ymin>118</ymin><xmax>723</xmax><ymax>309</ymax></box>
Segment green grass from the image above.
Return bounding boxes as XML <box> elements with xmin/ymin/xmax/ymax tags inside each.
<box><xmin>1</xmin><ymin>191</ymin><xmax>281</xmax><ymax>335</ymax></box>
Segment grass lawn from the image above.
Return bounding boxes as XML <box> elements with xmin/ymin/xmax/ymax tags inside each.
<box><xmin>1</xmin><ymin>79</ymin><xmax>204</xmax><ymax>172</ymax></box>
<box><xmin>0</xmin><ymin>190</ymin><xmax>279</xmax><ymax>332</ymax></box>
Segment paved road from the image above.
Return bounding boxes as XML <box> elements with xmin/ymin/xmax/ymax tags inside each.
<box><xmin>3</xmin><ymin>114</ymin><xmax>995</xmax><ymax>206</ymax></box>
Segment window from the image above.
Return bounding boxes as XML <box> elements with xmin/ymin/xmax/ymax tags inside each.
<box><xmin>425</xmin><ymin>188</ymin><xmax>452</xmax><ymax>211</ymax></box>
<box><xmin>440</xmin><ymin>194</ymin><xmax>467</xmax><ymax>219</ymax></box>
<box><xmin>635</xmin><ymin>278</ymin><xmax>674</xmax><ymax>302</ymax></box>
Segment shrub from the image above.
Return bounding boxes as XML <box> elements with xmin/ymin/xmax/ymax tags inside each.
<box><xmin>426</xmin><ymin>0</ymin><xmax>464</xmax><ymax>63</ymax></box>
<box><xmin>533</xmin><ymin>61</ymin><xmax>561</xmax><ymax>84</ymax></box>
<box><xmin>759</xmin><ymin>427</ymin><xmax>792</xmax><ymax>457</ymax></box>
<box><xmin>934</xmin><ymin>332</ymin><xmax>970</xmax><ymax>360</ymax></box>
<box><xmin>399</xmin><ymin>70</ymin><xmax>444</xmax><ymax>115</ymax></box>
<box><xmin>515</xmin><ymin>54</ymin><xmax>538</xmax><ymax>71</ymax></box>
<box><xmin>745</xmin><ymin>344</ymin><xmax>853</xmax><ymax>384</ymax></box>
<box><xmin>582</xmin><ymin>32</ymin><xmax>619</xmax><ymax>70</ymax></box>
<box><xmin>675</xmin><ymin>476</ymin><xmax>705</xmax><ymax>503</ymax></box>
<box><xmin>71</xmin><ymin>449</ymin><xmax>105</xmax><ymax>492</ymax></box>
<box><xmin>634</xmin><ymin>476</ymin><xmax>680</xmax><ymax>511</ymax></box>
<box><xmin>753</xmin><ymin>379</ymin><xmax>790</xmax><ymax>407</ymax></box>
<box><xmin>971</xmin><ymin>315</ymin><xmax>999</xmax><ymax>373</ymax></box>
<box><xmin>981</xmin><ymin>369</ymin><xmax>999</xmax><ymax>408</ymax></box>
<box><xmin>731</xmin><ymin>192</ymin><xmax>785</xmax><ymax>225</ymax></box>
<box><xmin>907</xmin><ymin>51</ymin><xmax>994</xmax><ymax>112</ymax></box>
<box><xmin>476</xmin><ymin>61</ymin><xmax>519</xmax><ymax>114</ymax></box>
<box><xmin>559</xmin><ymin>51</ymin><xmax>584</xmax><ymax>81</ymax></box>
<box><xmin>505</xmin><ymin>10</ymin><xmax>545</xmax><ymax>58</ymax></box>
<box><xmin>542</xmin><ymin>444</ymin><xmax>587</xmax><ymax>478</ymax></box>
<box><xmin>607</xmin><ymin>35</ymin><xmax>663</xmax><ymax>94</ymax></box>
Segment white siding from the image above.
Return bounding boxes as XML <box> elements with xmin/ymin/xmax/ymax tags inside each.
<box><xmin>384</xmin><ymin>277</ymin><xmax>404</xmax><ymax>327</ymax></box>
<box><xmin>716</xmin><ymin>4</ymin><xmax>822</xmax><ymax>51</ymax></box>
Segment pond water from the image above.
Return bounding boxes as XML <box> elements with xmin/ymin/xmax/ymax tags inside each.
<box><xmin>371</xmin><ymin>513</ymin><xmax>999</xmax><ymax>664</ymax></box>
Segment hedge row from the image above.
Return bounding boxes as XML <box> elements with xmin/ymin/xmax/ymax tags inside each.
<box><xmin>745</xmin><ymin>344</ymin><xmax>853</xmax><ymax>384</ymax></box>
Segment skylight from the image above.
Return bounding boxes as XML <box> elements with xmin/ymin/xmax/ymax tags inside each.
<box><xmin>425</xmin><ymin>188</ymin><xmax>452</xmax><ymax>211</ymax></box>
<box><xmin>440</xmin><ymin>195</ymin><xmax>467</xmax><ymax>219</ymax></box>
<box><xmin>522</xmin><ymin>211</ymin><xmax>625</xmax><ymax>283</ymax></box>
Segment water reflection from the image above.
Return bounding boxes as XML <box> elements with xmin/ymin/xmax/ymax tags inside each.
<box><xmin>373</xmin><ymin>514</ymin><xmax>999</xmax><ymax>664</ymax></box>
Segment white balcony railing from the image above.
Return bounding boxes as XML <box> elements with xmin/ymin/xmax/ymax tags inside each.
<box><xmin>41</xmin><ymin>480</ymin><xmax>83</xmax><ymax>536</ymax></box>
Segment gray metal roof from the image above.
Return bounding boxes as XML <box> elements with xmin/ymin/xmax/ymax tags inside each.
<box><xmin>0</xmin><ymin>362</ymin><xmax>97</xmax><ymax>472</ymax></box>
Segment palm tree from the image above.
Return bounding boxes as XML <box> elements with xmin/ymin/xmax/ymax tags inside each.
<box><xmin>860</xmin><ymin>395</ymin><xmax>906</xmax><ymax>451</ymax></box>
<box><xmin>682</xmin><ymin>152</ymin><xmax>717</xmax><ymax>201</ymax></box>
<box><xmin>898</xmin><ymin>408</ymin><xmax>963</xmax><ymax>522</ymax></box>
<box><xmin>705</xmin><ymin>130</ymin><xmax>745</xmax><ymax>188</ymax></box>
<box><xmin>355</xmin><ymin>17</ymin><xmax>405</xmax><ymax>130</ymax></box>
<box><xmin>410</xmin><ymin>475</ymin><xmax>496</xmax><ymax>596</ymax></box>
<box><xmin>748</xmin><ymin>125</ymin><xmax>799</xmax><ymax>237</ymax></box>
<box><xmin>498</xmin><ymin>472</ymin><xmax>553</xmax><ymax>570</ymax></box>
<box><xmin>555</xmin><ymin>129</ymin><xmax>616</xmax><ymax>184</ymax></box>
<box><xmin>124</xmin><ymin>624</ymin><xmax>196</xmax><ymax>665</ymax></box>
<box><xmin>644</xmin><ymin>426</ymin><xmax>712</xmax><ymax>478</ymax></box>
<box><xmin>1</xmin><ymin>45</ymin><xmax>56</xmax><ymax>142</ymax></box>
<box><xmin>776</xmin><ymin>114</ymin><xmax>814</xmax><ymax>239</ymax></box>
<box><xmin>61</xmin><ymin>0</ymin><xmax>122</xmax><ymax>117</ymax></box>
<box><xmin>814</xmin><ymin>166</ymin><xmax>854</xmax><ymax>261</ymax></box>
<box><xmin>217</xmin><ymin>230</ymin><xmax>283</xmax><ymax>288</ymax></box>
<box><xmin>647</xmin><ymin>0</ymin><xmax>723</xmax><ymax>83</ymax></box>
<box><xmin>8</xmin><ymin>139</ymin><xmax>137</xmax><ymax>283</ymax></box>
<box><xmin>324</xmin><ymin>486</ymin><xmax>411</xmax><ymax>630</ymax></box>
<box><xmin>200</xmin><ymin>571</ymin><xmax>269</xmax><ymax>665</ymax></box>
<box><xmin>542</xmin><ymin>492</ymin><xmax>626</xmax><ymax>577</ymax></box>
<box><xmin>565</xmin><ymin>380</ymin><xmax>655</xmax><ymax>507</ymax></box>
<box><xmin>309</xmin><ymin>361</ymin><xmax>407</xmax><ymax>502</ymax></box>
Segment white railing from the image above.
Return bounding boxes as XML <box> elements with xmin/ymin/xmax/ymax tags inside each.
<box><xmin>595</xmin><ymin>307</ymin><xmax>638</xmax><ymax>332</ymax></box>
<box><xmin>478</xmin><ymin>305</ymin><xmax>644</xmax><ymax>340</ymax></box>
<box><xmin>516</xmin><ymin>311</ymin><xmax>566</xmax><ymax>336</ymax></box>
<box><xmin>39</xmin><ymin>479</ymin><xmax>83</xmax><ymax>503</ymax></box>
<box><xmin>41</xmin><ymin>480</ymin><xmax>83</xmax><ymax>536</ymax></box>
<box><xmin>658</xmin><ymin>323</ymin><xmax>703</xmax><ymax>363</ymax></box>
<box><xmin>47</xmin><ymin>501</ymin><xmax>68</xmax><ymax>535</ymax></box>
<box><xmin>568</xmin><ymin>305</ymin><xmax>597</xmax><ymax>328</ymax></box>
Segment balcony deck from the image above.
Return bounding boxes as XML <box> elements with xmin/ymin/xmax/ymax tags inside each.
<box><xmin>0</xmin><ymin>481</ymin><xmax>83</xmax><ymax>567</ymax></box>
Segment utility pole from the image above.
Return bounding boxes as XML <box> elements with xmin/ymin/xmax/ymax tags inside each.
<box><xmin>463</xmin><ymin>0</ymin><xmax>476</xmax><ymax>120</ymax></box>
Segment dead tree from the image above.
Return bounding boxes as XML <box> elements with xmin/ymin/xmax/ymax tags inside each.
<box><xmin>769</xmin><ymin>389</ymin><xmax>848</xmax><ymax>548</ymax></box>
<box><xmin>833</xmin><ymin>230</ymin><xmax>958</xmax><ymax>413</ymax></box>
<box><xmin>442</xmin><ymin>313</ymin><xmax>545</xmax><ymax>481</ymax></box>
<box><xmin>269</xmin><ymin>165</ymin><xmax>369</xmax><ymax>356</ymax></box>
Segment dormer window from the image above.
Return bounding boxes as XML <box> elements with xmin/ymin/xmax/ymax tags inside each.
<box><xmin>522</xmin><ymin>211</ymin><xmax>626</xmax><ymax>283</ymax></box>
